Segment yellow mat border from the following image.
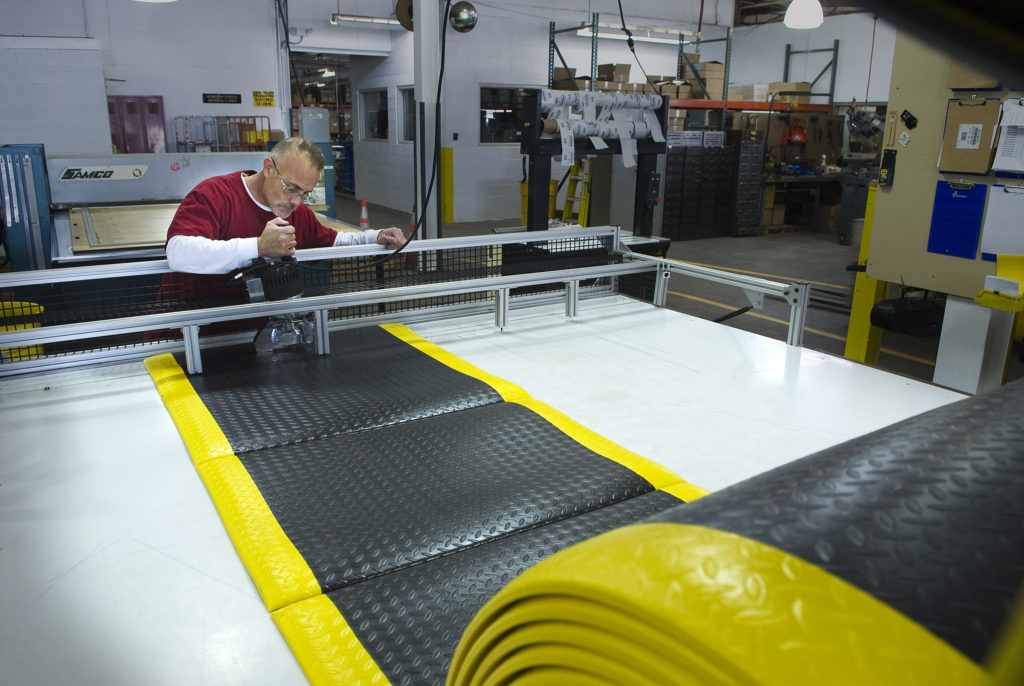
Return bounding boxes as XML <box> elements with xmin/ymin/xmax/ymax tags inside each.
<box><xmin>381</xmin><ymin>323</ymin><xmax>708</xmax><ymax>502</ymax></box>
<box><xmin>145</xmin><ymin>325</ymin><xmax>712</xmax><ymax>684</ymax></box>
<box><xmin>145</xmin><ymin>353</ymin><xmax>235</xmax><ymax>465</ymax></box>
<box><xmin>273</xmin><ymin>594</ymin><xmax>390</xmax><ymax>686</ymax></box>
<box><xmin>146</xmin><ymin>353</ymin><xmax>320</xmax><ymax>612</ymax></box>
<box><xmin>380</xmin><ymin>322</ymin><xmax>531</xmax><ymax>403</ymax></box>
<box><xmin>449</xmin><ymin>522</ymin><xmax>988</xmax><ymax>686</ymax></box>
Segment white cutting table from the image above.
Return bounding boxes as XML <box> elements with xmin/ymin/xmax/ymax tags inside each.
<box><xmin>0</xmin><ymin>295</ymin><xmax>965</xmax><ymax>685</ymax></box>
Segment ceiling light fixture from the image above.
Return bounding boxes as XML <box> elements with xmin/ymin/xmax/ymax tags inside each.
<box><xmin>320</xmin><ymin>68</ymin><xmax>336</xmax><ymax>77</ymax></box>
<box><xmin>783</xmin><ymin>0</ymin><xmax>824</xmax><ymax>29</ymax></box>
<box><xmin>576</xmin><ymin>27</ymin><xmax>683</xmax><ymax>45</ymax></box>
<box><xmin>330</xmin><ymin>13</ymin><xmax>403</xmax><ymax>29</ymax></box>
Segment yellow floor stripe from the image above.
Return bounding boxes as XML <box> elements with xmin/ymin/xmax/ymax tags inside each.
<box><xmin>666</xmin><ymin>290</ymin><xmax>937</xmax><ymax>368</ymax></box>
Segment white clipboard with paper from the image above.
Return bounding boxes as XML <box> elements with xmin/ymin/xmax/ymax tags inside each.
<box><xmin>992</xmin><ymin>98</ymin><xmax>1024</xmax><ymax>175</ymax></box>
<box><xmin>980</xmin><ymin>185</ymin><xmax>1024</xmax><ymax>256</ymax></box>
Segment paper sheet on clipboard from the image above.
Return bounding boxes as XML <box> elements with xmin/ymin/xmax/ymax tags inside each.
<box><xmin>980</xmin><ymin>185</ymin><xmax>1024</xmax><ymax>255</ymax></box>
<box><xmin>992</xmin><ymin>98</ymin><xmax>1024</xmax><ymax>175</ymax></box>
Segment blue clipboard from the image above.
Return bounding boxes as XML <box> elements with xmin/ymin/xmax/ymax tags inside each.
<box><xmin>926</xmin><ymin>180</ymin><xmax>988</xmax><ymax>259</ymax></box>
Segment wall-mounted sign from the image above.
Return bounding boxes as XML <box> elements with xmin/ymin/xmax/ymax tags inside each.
<box><xmin>202</xmin><ymin>93</ymin><xmax>242</xmax><ymax>104</ymax></box>
<box><xmin>253</xmin><ymin>91</ymin><xmax>275</xmax><ymax>107</ymax></box>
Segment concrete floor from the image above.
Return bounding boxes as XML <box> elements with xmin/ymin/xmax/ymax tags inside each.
<box><xmin>335</xmin><ymin>192</ymin><xmax>1023</xmax><ymax>388</ymax></box>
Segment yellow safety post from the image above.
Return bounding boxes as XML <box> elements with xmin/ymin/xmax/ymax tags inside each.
<box><xmin>844</xmin><ymin>183</ymin><xmax>889</xmax><ymax>364</ymax></box>
<box><xmin>518</xmin><ymin>179</ymin><xmax>563</xmax><ymax>225</ymax></box>
<box><xmin>441</xmin><ymin>147</ymin><xmax>454</xmax><ymax>223</ymax></box>
<box><xmin>520</xmin><ymin>180</ymin><xmax>529</xmax><ymax>226</ymax></box>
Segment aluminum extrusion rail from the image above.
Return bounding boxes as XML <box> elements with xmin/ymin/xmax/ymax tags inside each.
<box><xmin>621</xmin><ymin>251</ymin><xmax>810</xmax><ymax>347</ymax></box>
<box><xmin>0</xmin><ymin>260</ymin><xmax>653</xmax><ymax>375</ymax></box>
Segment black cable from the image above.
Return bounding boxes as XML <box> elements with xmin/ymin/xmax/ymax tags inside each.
<box><xmin>322</xmin><ymin>0</ymin><xmax>453</xmax><ymax>274</ymax></box>
<box><xmin>274</xmin><ymin>0</ymin><xmax>302</xmax><ymax>107</ymax></box>
<box><xmin>615</xmin><ymin>0</ymin><xmax>659</xmax><ymax>92</ymax></box>
<box><xmin>0</xmin><ymin>199</ymin><xmax>8</xmax><ymax>269</ymax></box>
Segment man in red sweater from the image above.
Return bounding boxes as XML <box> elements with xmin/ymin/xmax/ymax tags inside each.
<box><xmin>166</xmin><ymin>136</ymin><xmax>404</xmax><ymax>273</ymax></box>
<box><xmin>156</xmin><ymin>137</ymin><xmax>406</xmax><ymax>337</ymax></box>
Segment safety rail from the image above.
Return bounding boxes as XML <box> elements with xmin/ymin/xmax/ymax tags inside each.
<box><xmin>622</xmin><ymin>251</ymin><xmax>810</xmax><ymax>347</ymax></box>
<box><xmin>0</xmin><ymin>226</ymin><xmax>809</xmax><ymax>376</ymax></box>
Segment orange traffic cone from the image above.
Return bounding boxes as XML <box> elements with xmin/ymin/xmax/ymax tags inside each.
<box><xmin>360</xmin><ymin>198</ymin><xmax>370</xmax><ymax>229</ymax></box>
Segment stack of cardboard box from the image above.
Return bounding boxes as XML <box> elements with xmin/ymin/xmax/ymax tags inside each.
<box><xmin>768</xmin><ymin>81</ymin><xmax>812</xmax><ymax>104</ymax></box>
<box><xmin>667</xmin><ymin>108</ymin><xmax>687</xmax><ymax>132</ymax></box>
<box><xmin>692</xmin><ymin>61</ymin><xmax>725</xmax><ymax>99</ymax></box>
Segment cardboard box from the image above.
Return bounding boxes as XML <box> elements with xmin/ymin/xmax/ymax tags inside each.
<box><xmin>597</xmin><ymin>63</ymin><xmax>631</xmax><ymax>82</ymax></box>
<box><xmin>669</xmin><ymin>107</ymin><xmax>687</xmax><ymax>119</ymax></box>
<box><xmin>595</xmin><ymin>80</ymin><xmax>623</xmax><ymax>92</ymax></box>
<box><xmin>769</xmin><ymin>81</ymin><xmax>812</xmax><ymax>104</ymax></box>
<box><xmin>676</xmin><ymin>83</ymin><xmax>693</xmax><ymax>99</ymax></box>
<box><xmin>658</xmin><ymin>82</ymin><xmax>678</xmax><ymax>97</ymax></box>
<box><xmin>696</xmin><ymin>61</ymin><xmax>725</xmax><ymax>77</ymax></box>
<box><xmin>766</xmin><ymin>204</ymin><xmax>787</xmax><ymax>225</ymax></box>
<box><xmin>695</xmin><ymin>77</ymin><xmax>724</xmax><ymax>99</ymax></box>
<box><xmin>937</xmin><ymin>96</ymin><xmax>1001</xmax><ymax>174</ymax></box>
<box><xmin>818</xmin><ymin>204</ymin><xmax>842</xmax><ymax>232</ymax></box>
<box><xmin>553</xmin><ymin>67</ymin><xmax>576</xmax><ymax>81</ymax></box>
<box><xmin>728</xmin><ymin>84</ymin><xmax>755</xmax><ymax>101</ymax></box>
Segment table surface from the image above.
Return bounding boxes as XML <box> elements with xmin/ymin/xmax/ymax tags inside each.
<box><xmin>0</xmin><ymin>295</ymin><xmax>965</xmax><ymax>685</ymax></box>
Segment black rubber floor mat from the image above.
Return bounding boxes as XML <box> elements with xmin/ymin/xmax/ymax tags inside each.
<box><xmin>645</xmin><ymin>377</ymin><xmax>1024</xmax><ymax>663</ymax></box>
<box><xmin>241</xmin><ymin>401</ymin><xmax>662</xmax><ymax>592</ymax></box>
<box><xmin>180</xmin><ymin>326</ymin><xmax>505</xmax><ymax>454</ymax></box>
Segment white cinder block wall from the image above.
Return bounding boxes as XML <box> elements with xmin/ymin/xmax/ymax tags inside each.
<box><xmin>350</xmin><ymin>9</ymin><xmax>894</xmax><ymax>222</ymax></box>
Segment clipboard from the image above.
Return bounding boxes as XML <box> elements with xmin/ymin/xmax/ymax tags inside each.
<box><xmin>980</xmin><ymin>185</ymin><xmax>1024</xmax><ymax>256</ymax></box>
<box><xmin>992</xmin><ymin>98</ymin><xmax>1024</xmax><ymax>176</ymax></box>
<box><xmin>937</xmin><ymin>98</ymin><xmax>1001</xmax><ymax>174</ymax></box>
<box><xmin>927</xmin><ymin>180</ymin><xmax>988</xmax><ymax>259</ymax></box>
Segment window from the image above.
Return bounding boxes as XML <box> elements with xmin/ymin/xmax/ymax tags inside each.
<box><xmin>479</xmin><ymin>87</ymin><xmax>525</xmax><ymax>144</ymax></box>
<box><xmin>361</xmin><ymin>89</ymin><xmax>388</xmax><ymax>140</ymax></box>
<box><xmin>400</xmin><ymin>87</ymin><xmax>416</xmax><ymax>142</ymax></box>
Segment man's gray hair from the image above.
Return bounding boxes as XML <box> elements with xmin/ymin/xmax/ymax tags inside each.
<box><xmin>270</xmin><ymin>137</ymin><xmax>325</xmax><ymax>171</ymax></box>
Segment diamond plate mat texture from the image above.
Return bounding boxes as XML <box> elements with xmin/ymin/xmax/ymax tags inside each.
<box><xmin>324</xmin><ymin>491</ymin><xmax>683</xmax><ymax>685</ymax></box>
<box><xmin>645</xmin><ymin>376</ymin><xmax>1024</xmax><ymax>664</ymax></box>
<box><xmin>155</xmin><ymin>323</ymin><xmax>692</xmax><ymax>685</ymax></box>
<box><xmin>179</xmin><ymin>326</ymin><xmax>505</xmax><ymax>454</ymax></box>
<box><xmin>241</xmin><ymin>400</ymin><xmax>658</xmax><ymax>592</ymax></box>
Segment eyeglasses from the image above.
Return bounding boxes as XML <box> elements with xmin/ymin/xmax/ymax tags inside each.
<box><xmin>269</xmin><ymin>157</ymin><xmax>315</xmax><ymax>202</ymax></box>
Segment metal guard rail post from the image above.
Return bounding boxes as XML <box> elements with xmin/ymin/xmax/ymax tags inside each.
<box><xmin>0</xmin><ymin>260</ymin><xmax>654</xmax><ymax>375</ymax></box>
<box><xmin>620</xmin><ymin>251</ymin><xmax>810</xmax><ymax>346</ymax></box>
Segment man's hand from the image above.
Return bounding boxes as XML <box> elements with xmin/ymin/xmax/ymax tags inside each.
<box><xmin>376</xmin><ymin>227</ymin><xmax>406</xmax><ymax>249</ymax></box>
<box><xmin>258</xmin><ymin>218</ymin><xmax>297</xmax><ymax>257</ymax></box>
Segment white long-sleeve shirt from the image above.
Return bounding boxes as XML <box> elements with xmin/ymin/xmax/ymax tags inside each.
<box><xmin>166</xmin><ymin>228</ymin><xmax>380</xmax><ymax>274</ymax></box>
